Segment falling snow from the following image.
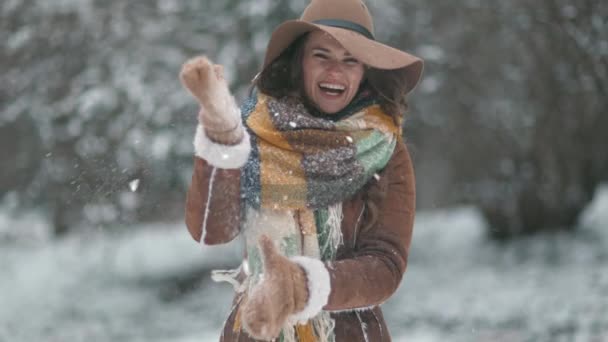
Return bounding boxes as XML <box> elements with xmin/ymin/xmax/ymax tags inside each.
<box><xmin>129</xmin><ymin>179</ymin><xmax>140</xmax><ymax>192</ymax></box>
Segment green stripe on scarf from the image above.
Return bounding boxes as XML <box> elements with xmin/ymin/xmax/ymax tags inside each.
<box><xmin>356</xmin><ymin>130</ymin><xmax>397</xmax><ymax>178</ymax></box>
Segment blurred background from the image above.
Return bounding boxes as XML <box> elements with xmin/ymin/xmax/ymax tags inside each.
<box><xmin>1</xmin><ymin>0</ymin><xmax>607</xmax><ymax>341</ymax></box>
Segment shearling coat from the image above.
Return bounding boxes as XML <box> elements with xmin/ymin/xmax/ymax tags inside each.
<box><xmin>185</xmin><ymin>125</ymin><xmax>416</xmax><ymax>342</ymax></box>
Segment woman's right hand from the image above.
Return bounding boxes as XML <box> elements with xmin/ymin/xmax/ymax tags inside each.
<box><xmin>180</xmin><ymin>56</ymin><xmax>244</xmax><ymax>145</ymax></box>
<box><xmin>241</xmin><ymin>235</ymin><xmax>309</xmax><ymax>341</ymax></box>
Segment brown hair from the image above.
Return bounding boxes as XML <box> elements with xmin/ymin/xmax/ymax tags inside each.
<box><xmin>255</xmin><ymin>34</ymin><xmax>308</xmax><ymax>99</ymax></box>
<box><xmin>254</xmin><ymin>33</ymin><xmax>410</xmax><ymax>234</ymax></box>
<box><xmin>254</xmin><ymin>33</ymin><xmax>411</xmax><ymax>120</ymax></box>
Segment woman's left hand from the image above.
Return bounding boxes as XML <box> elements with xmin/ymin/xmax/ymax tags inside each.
<box><xmin>241</xmin><ymin>235</ymin><xmax>309</xmax><ymax>340</ymax></box>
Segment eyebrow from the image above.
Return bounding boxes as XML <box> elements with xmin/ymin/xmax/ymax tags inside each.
<box><xmin>311</xmin><ymin>47</ymin><xmax>330</xmax><ymax>53</ymax></box>
<box><xmin>311</xmin><ymin>46</ymin><xmax>354</xmax><ymax>57</ymax></box>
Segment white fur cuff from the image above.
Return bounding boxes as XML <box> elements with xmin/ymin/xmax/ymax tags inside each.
<box><xmin>288</xmin><ymin>256</ymin><xmax>331</xmax><ymax>324</ymax></box>
<box><xmin>194</xmin><ymin>124</ymin><xmax>251</xmax><ymax>169</ymax></box>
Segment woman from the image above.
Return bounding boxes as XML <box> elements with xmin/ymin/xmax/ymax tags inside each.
<box><xmin>180</xmin><ymin>0</ymin><xmax>423</xmax><ymax>341</ymax></box>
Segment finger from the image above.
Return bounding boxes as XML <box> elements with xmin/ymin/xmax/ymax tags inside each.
<box><xmin>179</xmin><ymin>62</ymin><xmax>193</xmax><ymax>81</ymax></box>
<box><xmin>194</xmin><ymin>58</ymin><xmax>216</xmax><ymax>88</ymax></box>
<box><xmin>259</xmin><ymin>234</ymin><xmax>276</xmax><ymax>256</ymax></box>
<box><xmin>258</xmin><ymin>235</ymin><xmax>280</xmax><ymax>273</ymax></box>
<box><xmin>189</xmin><ymin>55</ymin><xmax>211</xmax><ymax>71</ymax></box>
<box><xmin>180</xmin><ymin>60</ymin><xmax>200</xmax><ymax>85</ymax></box>
<box><xmin>181</xmin><ymin>57</ymin><xmax>202</xmax><ymax>73</ymax></box>
<box><xmin>179</xmin><ymin>70</ymin><xmax>195</xmax><ymax>89</ymax></box>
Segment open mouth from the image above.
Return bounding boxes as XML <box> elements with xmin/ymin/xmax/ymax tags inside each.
<box><xmin>318</xmin><ymin>82</ymin><xmax>346</xmax><ymax>96</ymax></box>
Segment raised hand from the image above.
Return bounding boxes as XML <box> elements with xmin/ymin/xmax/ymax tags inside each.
<box><xmin>179</xmin><ymin>56</ymin><xmax>243</xmax><ymax>145</ymax></box>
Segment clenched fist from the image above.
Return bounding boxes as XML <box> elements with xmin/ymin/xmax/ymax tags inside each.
<box><xmin>180</xmin><ymin>56</ymin><xmax>243</xmax><ymax>145</ymax></box>
<box><xmin>241</xmin><ymin>235</ymin><xmax>309</xmax><ymax>341</ymax></box>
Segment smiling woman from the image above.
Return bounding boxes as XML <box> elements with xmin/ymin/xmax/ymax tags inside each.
<box><xmin>179</xmin><ymin>0</ymin><xmax>424</xmax><ymax>341</ymax></box>
<box><xmin>301</xmin><ymin>31</ymin><xmax>365</xmax><ymax>114</ymax></box>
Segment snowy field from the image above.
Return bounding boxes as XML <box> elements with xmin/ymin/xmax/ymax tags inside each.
<box><xmin>1</xmin><ymin>185</ymin><xmax>607</xmax><ymax>342</ymax></box>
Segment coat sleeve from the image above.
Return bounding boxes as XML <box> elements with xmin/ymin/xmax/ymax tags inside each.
<box><xmin>289</xmin><ymin>142</ymin><xmax>415</xmax><ymax>318</ymax></box>
<box><xmin>326</xmin><ymin>142</ymin><xmax>415</xmax><ymax>310</ymax></box>
<box><xmin>184</xmin><ymin>124</ymin><xmax>251</xmax><ymax>245</ymax></box>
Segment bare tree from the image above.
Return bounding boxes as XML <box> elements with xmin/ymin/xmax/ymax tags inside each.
<box><xmin>390</xmin><ymin>0</ymin><xmax>607</xmax><ymax>238</ymax></box>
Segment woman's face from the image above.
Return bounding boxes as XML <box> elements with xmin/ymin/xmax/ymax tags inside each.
<box><xmin>301</xmin><ymin>30</ymin><xmax>365</xmax><ymax>114</ymax></box>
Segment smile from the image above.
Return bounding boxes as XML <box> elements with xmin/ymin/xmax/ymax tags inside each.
<box><xmin>318</xmin><ymin>82</ymin><xmax>346</xmax><ymax>96</ymax></box>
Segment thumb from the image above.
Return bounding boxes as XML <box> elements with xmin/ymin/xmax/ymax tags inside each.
<box><xmin>258</xmin><ymin>235</ymin><xmax>281</xmax><ymax>276</ymax></box>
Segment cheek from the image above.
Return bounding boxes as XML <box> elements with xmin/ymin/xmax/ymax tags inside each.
<box><xmin>350</xmin><ymin>67</ymin><xmax>365</xmax><ymax>90</ymax></box>
<box><xmin>302</xmin><ymin>61</ymin><xmax>317</xmax><ymax>89</ymax></box>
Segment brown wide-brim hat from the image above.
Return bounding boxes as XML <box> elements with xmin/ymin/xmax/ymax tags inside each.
<box><xmin>263</xmin><ymin>0</ymin><xmax>424</xmax><ymax>95</ymax></box>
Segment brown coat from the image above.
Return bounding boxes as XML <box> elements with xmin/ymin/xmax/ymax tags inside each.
<box><xmin>185</xmin><ymin>141</ymin><xmax>416</xmax><ymax>342</ymax></box>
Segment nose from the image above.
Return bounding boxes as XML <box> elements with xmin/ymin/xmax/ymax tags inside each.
<box><xmin>325</xmin><ymin>60</ymin><xmax>343</xmax><ymax>74</ymax></box>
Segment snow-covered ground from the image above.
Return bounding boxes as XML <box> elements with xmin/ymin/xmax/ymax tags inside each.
<box><xmin>1</xmin><ymin>185</ymin><xmax>607</xmax><ymax>342</ymax></box>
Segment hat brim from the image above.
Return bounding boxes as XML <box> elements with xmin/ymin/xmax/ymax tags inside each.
<box><xmin>263</xmin><ymin>20</ymin><xmax>424</xmax><ymax>94</ymax></box>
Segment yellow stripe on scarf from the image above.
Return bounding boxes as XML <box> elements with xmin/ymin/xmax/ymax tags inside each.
<box><xmin>232</xmin><ymin>306</ymin><xmax>242</xmax><ymax>332</ymax></box>
<box><xmin>258</xmin><ymin>141</ymin><xmax>307</xmax><ymax>208</ymax></box>
<box><xmin>248</xmin><ymin>94</ymin><xmax>308</xmax><ymax>209</ymax></box>
<box><xmin>247</xmin><ymin>94</ymin><xmax>294</xmax><ymax>151</ymax></box>
<box><xmin>296</xmin><ymin>322</ymin><xmax>317</xmax><ymax>342</ymax></box>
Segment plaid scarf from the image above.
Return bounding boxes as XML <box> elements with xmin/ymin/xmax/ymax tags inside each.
<box><xmin>219</xmin><ymin>91</ymin><xmax>400</xmax><ymax>342</ymax></box>
<box><xmin>242</xmin><ymin>91</ymin><xmax>400</xmax><ymax>212</ymax></box>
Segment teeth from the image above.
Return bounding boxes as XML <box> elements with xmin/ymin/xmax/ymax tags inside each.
<box><xmin>319</xmin><ymin>83</ymin><xmax>345</xmax><ymax>91</ymax></box>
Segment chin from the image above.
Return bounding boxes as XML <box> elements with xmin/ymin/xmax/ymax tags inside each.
<box><xmin>319</xmin><ymin>107</ymin><xmax>341</xmax><ymax>115</ymax></box>
<box><xmin>309</xmin><ymin>91</ymin><xmax>351</xmax><ymax>114</ymax></box>
<box><xmin>317</xmin><ymin>102</ymin><xmax>347</xmax><ymax>114</ymax></box>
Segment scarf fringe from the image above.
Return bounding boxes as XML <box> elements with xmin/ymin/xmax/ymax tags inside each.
<box><xmin>324</xmin><ymin>203</ymin><xmax>343</xmax><ymax>256</ymax></box>
<box><xmin>211</xmin><ymin>268</ymin><xmax>243</xmax><ymax>292</ymax></box>
<box><xmin>312</xmin><ymin>312</ymin><xmax>335</xmax><ymax>342</ymax></box>
<box><xmin>281</xmin><ymin>312</ymin><xmax>335</xmax><ymax>342</ymax></box>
